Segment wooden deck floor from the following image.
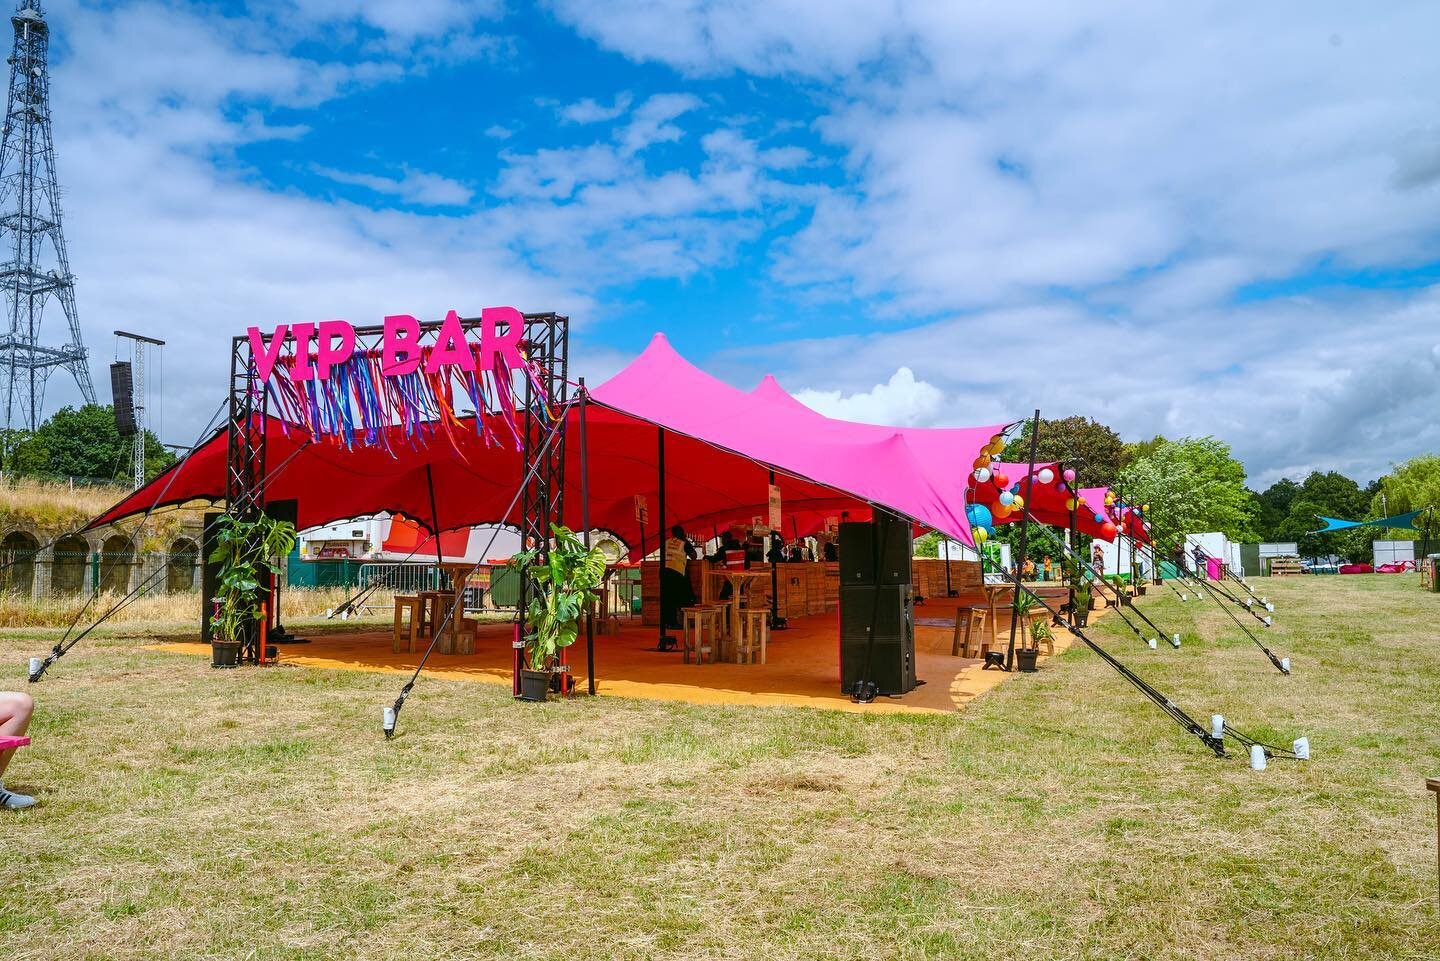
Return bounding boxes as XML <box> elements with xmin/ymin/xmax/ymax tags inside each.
<box><xmin>150</xmin><ymin>595</ymin><xmax>1093</xmax><ymax>715</ymax></box>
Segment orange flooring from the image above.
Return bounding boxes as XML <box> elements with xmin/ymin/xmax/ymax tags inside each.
<box><xmin>149</xmin><ymin>596</ymin><xmax>1093</xmax><ymax>715</ymax></box>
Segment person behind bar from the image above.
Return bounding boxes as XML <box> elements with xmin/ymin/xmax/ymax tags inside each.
<box><xmin>707</xmin><ymin>527</ymin><xmax>746</xmax><ymax>600</ymax></box>
<box><xmin>662</xmin><ymin>525</ymin><xmax>697</xmax><ymax>629</ymax></box>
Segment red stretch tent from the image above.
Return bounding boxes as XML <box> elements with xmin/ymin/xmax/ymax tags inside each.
<box><xmin>88</xmin><ymin>335</ymin><xmax>1008</xmax><ymax>550</ymax></box>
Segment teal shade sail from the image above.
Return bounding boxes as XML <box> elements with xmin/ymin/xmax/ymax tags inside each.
<box><xmin>1309</xmin><ymin>508</ymin><xmax>1426</xmax><ymax>534</ymax></box>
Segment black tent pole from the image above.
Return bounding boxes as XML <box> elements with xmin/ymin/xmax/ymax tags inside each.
<box><xmin>579</xmin><ymin>379</ymin><xmax>595</xmax><ymax>696</ymax></box>
<box><xmin>657</xmin><ymin>427</ymin><xmax>670</xmax><ymax>648</ymax></box>
<box><xmin>1067</xmin><ymin>459</ymin><xmax>1078</xmax><ymax>615</ymax></box>
<box><xmin>769</xmin><ymin>468</ymin><xmax>780</xmax><ymax>630</ymax></box>
<box><xmin>1005</xmin><ymin>409</ymin><xmax>1041</xmax><ymax>671</ymax></box>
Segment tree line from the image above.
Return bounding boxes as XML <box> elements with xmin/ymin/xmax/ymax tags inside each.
<box><xmin>0</xmin><ymin>404</ymin><xmax>175</xmax><ymax>485</ymax></box>
<box><xmin>998</xmin><ymin>416</ymin><xmax>1437</xmax><ymax>562</ymax></box>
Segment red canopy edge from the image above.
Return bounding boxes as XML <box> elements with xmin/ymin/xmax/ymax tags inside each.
<box><xmin>88</xmin><ymin>335</ymin><xmax>1015</xmax><ymax>552</ymax></box>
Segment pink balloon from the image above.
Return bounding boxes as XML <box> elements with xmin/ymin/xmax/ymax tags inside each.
<box><xmin>1062</xmin><ymin>468</ymin><xmax>1076</xmax><ymax>483</ymax></box>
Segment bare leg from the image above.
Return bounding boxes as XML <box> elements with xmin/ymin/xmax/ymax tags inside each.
<box><xmin>0</xmin><ymin>691</ymin><xmax>35</xmax><ymax>782</ymax></box>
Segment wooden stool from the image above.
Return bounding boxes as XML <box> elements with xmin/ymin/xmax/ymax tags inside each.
<box><xmin>680</xmin><ymin>607</ymin><xmax>719</xmax><ymax>664</ymax></box>
<box><xmin>952</xmin><ymin>607</ymin><xmax>989</xmax><ymax>658</ymax></box>
<box><xmin>392</xmin><ymin>594</ymin><xmax>422</xmax><ymax>652</ymax></box>
<box><xmin>735</xmin><ymin>609</ymin><xmax>768</xmax><ymax>664</ymax></box>
<box><xmin>419</xmin><ymin>590</ymin><xmax>455</xmax><ymax>638</ymax></box>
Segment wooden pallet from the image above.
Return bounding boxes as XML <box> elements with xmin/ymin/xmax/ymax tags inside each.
<box><xmin>1268</xmin><ymin>556</ymin><xmax>1303</xmax><ymax>577</ymax></box>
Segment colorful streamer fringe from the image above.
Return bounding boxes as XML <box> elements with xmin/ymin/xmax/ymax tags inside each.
<box><xmin>262</xmin><ymin>345</ymin><xmax>555</xmax><ymax>455</ymax></box>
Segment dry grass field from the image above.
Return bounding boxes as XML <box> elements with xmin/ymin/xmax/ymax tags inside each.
<box><xmin>1</xmin><ymin>575</ymin><xmax>1437</xmax><ymax>960</ymax></box>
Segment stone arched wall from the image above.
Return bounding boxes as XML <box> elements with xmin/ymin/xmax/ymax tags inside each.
<box><xmin>1</xmin><ymin>530</ymin><xmax>39</xmax><ymax>595</ymax></box>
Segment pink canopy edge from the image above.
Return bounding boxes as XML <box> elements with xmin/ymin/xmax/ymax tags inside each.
<box><xmin>592</xmin><ymin>334</ymin><xmax>1010</xmax><ymax>547</ymax></box>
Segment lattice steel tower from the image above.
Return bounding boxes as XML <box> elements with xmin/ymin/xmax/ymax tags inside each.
<box><xmin>0</xmin><ymin>1</ymin><xmax>93</xmax><ymax>435</ymax></box>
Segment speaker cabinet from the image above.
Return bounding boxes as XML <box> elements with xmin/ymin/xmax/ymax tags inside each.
<box><xmin>838</xmin><ymin>521</ymin><xmax>876</xmax><ymax>585</ymax></box>
<box><xmin>110</xmin><ymin>362</ymin><xmax>136</xmax><ymax>436</ymax></box>
<box><xmin>874</xmin><ymin>511</ymin><xmax>912</xmax><ymax>586</ymax></box>
<box><xmin>839</xmin><ymin>513</ymin><xmax>912</xmax><ymax>587</ymax></box>
<box><xmin>200</xmin><ymin>511</ymin><xmax>224</xmax><ymax>645</ymax></box>
<box><xmin>839</xmin><ymin>584</ymin><xmax>916</xmax><ymax>696</ymax></box>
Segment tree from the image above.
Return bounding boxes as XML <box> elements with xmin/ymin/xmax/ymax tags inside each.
<box><xmin>1271</xmin><ymin>471</ymin><xmax>1370</xmax><ymax>558</ymax></box>
<box><xmin>1370</xmin><ymin>454</ymin><xmax>1440</xmax><ymax>545</ymax></box>
<box><xmin>1001</xmin><ymin>415</ymin><xmax>1128</xmax><ymax>488</ymax></box>
<box><xmin>2</xmin><ymin>404</ymin><xmax>173</xmax><ymax>483</ymax></box>
<box><xmin>1116</xmin><ymin>437</ymin><xmax>1259</xmax><ymax>545</ymax></box>
<box><xmin>1251</xmin><ymin>477</ymin><xmax>1300</xmax><ymax>540</ymax></box>
<box><xmin>914</xmin><ymin>532</ymin><xmax>941</xmax><ymax>558</ymax></box>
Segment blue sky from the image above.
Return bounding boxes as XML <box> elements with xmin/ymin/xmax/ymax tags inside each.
<box><xmin>29</xmin><ymin>0</ymin><xmax>1440</xmax><ymax>486</ymax></box>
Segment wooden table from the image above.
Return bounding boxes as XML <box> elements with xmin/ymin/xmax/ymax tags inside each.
<box><xmin>980</xmin><ymin>583</ymin><xmax>1014</xmax><ymax>648</ymax></box>
<box><xmin>436</xmin><ymin>563</ymin><xmax>477</xmax><ymax>654</ymax></box>
<box><xmin>703</xmin><ymin>569</ymin><xmax>770</xmax><ymax>640</ymax></box>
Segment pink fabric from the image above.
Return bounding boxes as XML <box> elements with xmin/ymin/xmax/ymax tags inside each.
<box><xmin>0</xmin><ymin>735</ymin><xmax>29</xmax><ymax>750</ymax></box>
<box><xmin>594</xmin><ymin>335</ymin><xmax>1008</xmax><ymax>545</ymax></box>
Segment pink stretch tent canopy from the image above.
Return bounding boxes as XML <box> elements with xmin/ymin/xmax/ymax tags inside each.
<box><xmin>591</xmin><ymin>335</ymin><xmax>1008</xmax><ymax>546</ymax></box>
<box><xmin>88</xmin><ymin>335</ymin><xmax>1008</xmax><ymax>550</ymax></box>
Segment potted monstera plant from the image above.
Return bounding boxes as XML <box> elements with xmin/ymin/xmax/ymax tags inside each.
<box><xmin>208</xmin><ymin>511</ymin><xmax>297</xmax><ymax>668</ymax></box>
<box><xmin>510</xmin><ymin>524</ymin><xmax>607</xmax><ymax>702</ymax></box>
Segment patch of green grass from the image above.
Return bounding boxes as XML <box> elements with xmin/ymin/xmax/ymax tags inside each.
<box><xmin>1</xmin><ymin>575</ymin><xmax>1438</xmax><ymax>960</ymax></box>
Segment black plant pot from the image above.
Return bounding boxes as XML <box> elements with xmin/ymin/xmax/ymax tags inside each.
<box><xmin>1074</xmin><ymin>611</ymin><xmax>1089</xmax><ymax>628</ymax></box>
<box><xmin>1136</xmin><ymin>584</ymin><xmax>1147</xmax><ymax>596</ymax></box>
<box><xmin>1016</xmin><ymin>648</ymin><xmax>1039</xmax><ymax>673</ymax></box>
<box><xmin>211</xmin><ymin>640</ymin><xmax>241</xmax><ymax>669</ymax></box>
<box><xmin>519</xmin><ymin>669</ymin><xmax>552</xmax><ymax>702</ymax></box>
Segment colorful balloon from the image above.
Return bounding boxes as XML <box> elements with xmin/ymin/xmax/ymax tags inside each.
<box><xmin>1100</xmin><ymin>521</ymin><xmax>1118</xmax><ymax>540</ymax></box>
<box><xmin>974</xmin><ymin>527</ymin><xmax>989</xmax><ymax>544</ymax></box>
<box><xmin>966</xmin><ymin>503</ymin><xmax>993</xmax><ymax>529</ymax></box>
<box><xmin>993</xmin><ymin>472</ymin><xmax>1010</xmax><ymax>489</ymax></box>
<box><xmin>1012</xmin><ymin>494</ymin><xmax>1024</xmax><ymax>510</ymax></box>
<box><xmin>999</xmin><ymin>491</ymin><xmax>1014</xmax><ymax>506</ymax></box>
<box><xmin>1036</xmin><ymin>468</ymin><xmax>1055</xmax><ymax>484</ymax></box>
<box><xmin>1094</xmin><ymin>512</ymin><xmax>1106</xmax><ymax>524</ymax></box>
<box><xmin>973</xmin><ymin>467</ymin><xmax>991</xmax><ymax>483</ymax></box>
<box><xmin>1062</xmin><ymin>468</ymin><xmax>1076</xmax><ymax>483</ymax></box>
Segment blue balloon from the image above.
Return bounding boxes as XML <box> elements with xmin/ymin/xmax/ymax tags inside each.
<box><xmin>999</xmin><ymin>491</ymin><xmax>1014</xmax><ymax>506</ymax></box>
<box><xmin>1094</xmin><ymin>512</ymin><xmax>1106</xmax><ymax>524</ymax></box>
<box><xmin>966</xmin><ymin>504</ymin><xmax>993</xmax><ymax>528</ymax></box>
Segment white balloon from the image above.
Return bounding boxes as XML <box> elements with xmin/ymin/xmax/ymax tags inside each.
<box><xmin>1036</xmin><ymin>468</ymin><xmax>1055</xmax><ymax>484</ymax></box>
<box><xmin>974</xmin><ymin>467</ymin><xmax>991</xmax><ymax>483</ymax></box>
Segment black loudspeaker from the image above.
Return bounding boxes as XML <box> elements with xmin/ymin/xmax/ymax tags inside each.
<box><xmin>839</xmin><ymin>513</ymin><xmax>913</xmax><ymax>587</ymax></box>
<box><xmin>838</xmin><ymin>521</ymin><xmax>876</xmax><ymax>585</ymax></box>
<box><xmin>874</xmin><ymin>511</ymin><xmax>912</xmax><ymax>586</ymax></box>
<box><xmin>263</xmin><ymin>500</ymin><xmax>304</xmax><ymax>644</ymax></box>
<box><xmin>110</xmin><ymin>362</ymin><xmax>136</xmax><ymax>436</ymax></box>
<box><xmin>839</xmin><ymin>585</ymin><xmax>916</xmax><ymax>696</ymax></box>
<box><xmin>200</xmin><ymin>511</ymin><xmax>224</xmax><ymax>645</ymax></box>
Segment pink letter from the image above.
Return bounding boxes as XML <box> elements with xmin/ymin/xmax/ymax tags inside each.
<box><xmin>315</xmin><ymin>320</ymin><xmax>355</xmax><ymax>381</ymax></box>
<box><xmin>424</xmin><ymin>310</ymin><xmax>477</xmax><ymax>374</ymax></box>
<box><xmin>479</xmin><ymin>306</ymin><xmax>526</xmax><ymax>372</ymax></box>
<box><xmin>382</xmin><ymin>314</ymin><xmax>421</xmax><ymax>376</ymax></box>
<box><xmin>289</xmin><ymin>322</ymin><xmax>317</xmax><ymax>381</ymax></box>
<box><xmin>247</xmin><ymin>324</ymin><xmax>290</xmax><ymax>382</ymax></box>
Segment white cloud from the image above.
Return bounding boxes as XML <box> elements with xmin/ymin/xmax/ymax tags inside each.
<box><xmin>313</xmin><ymin>165</ymin><xmax>475</xmax><ymax>206</ymax></box>
<box><xmin>794</xmin><ymin>367</ymin><xmax>944</xmax><ymax>426</ymax></box>
<box><xmin>559</xmin><ymin>92</ymin><xmax>634</xmax><ymax>124</ymax></box>
<box><xmin>549</xmin><ymin>0</ymin><xmax>1440</xmax><ymax>481</ymax></box>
